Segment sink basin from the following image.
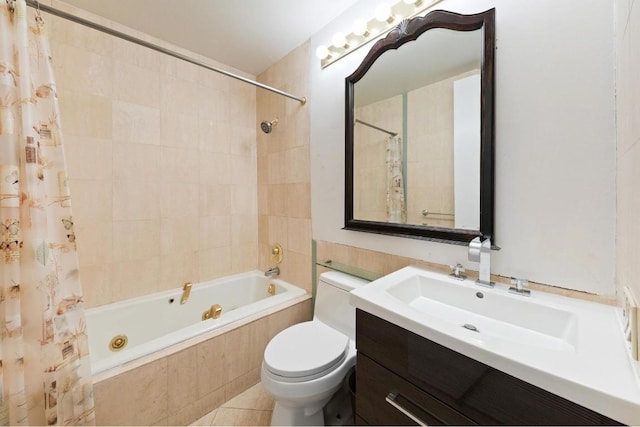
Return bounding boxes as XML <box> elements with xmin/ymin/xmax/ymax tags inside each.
<box><xmin>349</xmin><ymin>265</ymin><xmax>640</xmax><ymax>425</ymax></box>
<box><xmin>385</xmin><ymin>270</ymin><xmax>578</xmax><ymax>352</ymax></box>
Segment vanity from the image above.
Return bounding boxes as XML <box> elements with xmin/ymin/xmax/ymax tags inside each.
<box><xmin>349</xmin><ymin>265</ymin><xmax>640</xmax><ymax>425</ymax></box>
<box><xmin>355</xmin><ymin>310</ymin><xmax>621</xmax><ymax>425</ymax></box>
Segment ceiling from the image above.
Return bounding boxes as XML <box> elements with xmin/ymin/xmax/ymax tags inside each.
<box><xmin>60</xmin><ymin>0</ymin><xmax>359</xmax><ymax>76</ymax></box>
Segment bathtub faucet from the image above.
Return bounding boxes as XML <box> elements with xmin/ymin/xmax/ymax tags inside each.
<box><xmin>265</xmin><ymin>266</ymin><xmax>280</xmax><ymax>278</ymax></box>
<box><xmin>180</xmin><ymin>282</ymin><xmax>192</xmax><ymax>304</ymax></box>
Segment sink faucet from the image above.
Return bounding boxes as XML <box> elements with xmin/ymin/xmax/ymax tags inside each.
<box><xmin>264</xmin><ymin>266</ymin><xmax>280</xmax><ymax>278</ymax></box>
<box><xmin>449</xmin><ymin>263</ymin><xmax>466</xmax><ymax>280</ymax></box>
<box><xmin>468</xmin><ymin>237</ymin><xmax>493</xmax><ymax>288</ymax></box>
<box><xmin>509</xmin><ymin>277</ymin><xmax>531</xmax><ymax>296</ymax></box>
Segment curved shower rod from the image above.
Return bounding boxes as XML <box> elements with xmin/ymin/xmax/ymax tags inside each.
<box><xmin>24</xmin><ymin>0</ymin><xmax>307</xmax><ymax>105</ymax></box>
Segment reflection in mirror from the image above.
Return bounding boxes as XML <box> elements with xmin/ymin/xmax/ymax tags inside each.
<box><xmin>354</xmin><ymin>28</ymin><xmax>482</xmax><ymax>229</ymax></box>
<box><xmin>345</xmin><ymin>9</ymin><xmax>495</xmax><ymax>244</ymax></box>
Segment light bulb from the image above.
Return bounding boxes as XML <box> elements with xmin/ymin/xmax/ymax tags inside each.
<box><xmin>352</xmin><ymin>18</ymin><xmax>369</xmax><ymax>37</ymax></box>
<box><xmin>332</xmin><ymin>32</ymin><xmax>348</xmax><ymax>49</ymax></box>
<box><xmin>375</xmin><ymin>3</ymin><xmax>393</xmax><ymax>22</ymax></box>
<box><xmin>315</xmin><ymin>45</ymin><xmax>330</xmax><ymax>60</ymax></box>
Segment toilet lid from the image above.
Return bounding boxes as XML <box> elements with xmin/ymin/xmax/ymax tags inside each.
<box><xmin>264</xmin><ymin>321</ymin><xmax>349</xmax><ymax>379</ymax></box>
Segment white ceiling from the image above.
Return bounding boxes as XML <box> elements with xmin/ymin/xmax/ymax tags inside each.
<box><xmin>60</xmin><ymin>0</ymin><xmax>359</xmax><ymax>76</ymax></box>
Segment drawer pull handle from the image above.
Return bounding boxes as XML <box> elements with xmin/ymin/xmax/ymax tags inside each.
<box><xmin>385</xmin><ymin>392</ymin><xmax>428</xmax><ymax>426</ymax></box>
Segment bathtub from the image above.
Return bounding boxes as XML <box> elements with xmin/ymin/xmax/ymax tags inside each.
<box><xmin>86</xmin><ymin>270</ymin><xmax>307</xmax><ymax>376</ymax></box>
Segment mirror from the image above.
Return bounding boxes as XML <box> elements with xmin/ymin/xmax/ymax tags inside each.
<box><xmin>344</xmin><ymin>9</ymin><xmax>495</xmax><ymax>245</ymax></box>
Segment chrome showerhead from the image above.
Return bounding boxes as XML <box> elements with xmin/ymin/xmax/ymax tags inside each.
<box><xmin>260</xmin><ymin>118</ymin><xmax>278</xmax><ymax>134</ymax></box>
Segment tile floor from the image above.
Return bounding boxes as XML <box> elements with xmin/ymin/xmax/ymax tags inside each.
<box><xmin>190</xmin><ymin>382</ymin><xmax>274</xmax><ymax>426</ymax></box>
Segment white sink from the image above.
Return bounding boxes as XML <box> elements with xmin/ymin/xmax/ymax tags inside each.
<box><xmin>386</xmin><ymin>273</ymin><xmax>578</xmax><ymax>352</ymax></box>
<box><xmin>349</xmin><ymin>265</ymin><xmax>640</xmax><ymax>426</ymax></box>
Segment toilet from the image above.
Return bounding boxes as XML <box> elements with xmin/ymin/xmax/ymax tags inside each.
<box><xmin>261</xmin><ymin>271</ymin><xmax>368</xmax><ymax>426</ymax></box>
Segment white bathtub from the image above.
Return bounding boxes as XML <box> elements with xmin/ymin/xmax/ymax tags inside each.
<box><xmin>86</xmin><ymin>271</ymin><xmax>307</xmax><ymax>375</ymax></box>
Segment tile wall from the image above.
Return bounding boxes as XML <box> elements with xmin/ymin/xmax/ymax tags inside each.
<box><xmin>615</xmin><ymin>0</ymin><xmax>640</xmax><ymax>302</ymax></box>
<box><xmin>45</xmin><ymin>1</ymin><xmax>259</xmax><ymax>308</ymax></box>
<box><xmin>256</xmin><ymin>43</ymin><xmax>313</xmax><ymax>294</ymax></box>
<box><xmin>316</xmin><ymin>240</ymin><xmax>616</xmax><ymax>305</ymax></box>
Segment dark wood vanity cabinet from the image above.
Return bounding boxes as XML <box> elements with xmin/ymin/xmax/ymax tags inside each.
<box><xmin>355</xmin><ymin>310</ymin><xmax>623</xmax><ymax>426</ymax></box>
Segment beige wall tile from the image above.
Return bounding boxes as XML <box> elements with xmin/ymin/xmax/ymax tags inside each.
<box><xmin>113</xmin><ymin>141</ymin><xmax>162</xmax><ymax>181</ymax></box>
<box><xmin>112</xmin><ymin>101</ymin><xmax>161</xmax><ymax>144</ymax></box>
<box><xmin>94</xmin><ymin>357</ymin><xmax>168</xmax><ymax>426</ymax></box>
<box><xmin>161</xmin><ymin>112</ymin><xmax>199</xmax><ymax>149</ymax></box>
<box><xmin>161</xmin><ymin>183</ymin><xmax>199</xmax><ymax>219</ymax></box>
<box><xmin>199</xmin><ymin>184</ymin><xmax>231</xmax><ymax>217</ymax></box>
<box><xmin>200</xmin><ymin>152</ymin><xmax>231</xmax><ymax>185</ymax></box>
<box><xmin>113</xmin><ymin>179</ymin><xmax>161</xmax><ymax>221</ymax></box>
<box><xmin>111</xmin><ymin>258</ymin><xmax>161</xmax><ymax>301</ymax></box>
<box><xmin>75</xmin><ymin>221</ymin><xmax>112</xmax><ymax>267</ymax></box>
<box><xmin>113</xmin><ymin>60</ymin><xmax>160</xmax><ymax>108</ymax></box>
<box><xmin>161</xmin><ymin>147</ymin><xmax>200</xmax><ymax>184</ymax></box>
<box><xmin>53</xmin><ymin>43</ymin><xmax>113</xmax><ymax>98</ymax></box>
<box><xmin>160</xmin><ymin>217</ymin><xmax>199</xmax><ymax>254</ymax></box>
<box><xmin>286</xmin><ymin>183</ymin><xmax>311</xmax><ymax>219</ymax></box>
<box><xmin>231</xmin><ymin>185</ymin><xmax>258</xmax><ymax>215</ymax></box>
<box><xmin>287</xmin><ymin>218</ymin><xmax>312</xmax><ymax>256</ymax></box>
<box><xmin>199</xmin><ymin>247</ymin><xmax>232</xmax><ymax>280</ymax></box>
<box><xmin>200</xmin><ymin>216</ymin><xmax>232</xmax><ymax>250</ymax></box>
<box><xmin>231</xmin><ymin>243</ymin><xmax>259</xmax><ymax>273</ymax></box>
<box><xmin>68</xmin><ymin>179</ymin><xmax>112</xmax><ymax>224</ymax></box>
<box><xmin>160</xmin><ymin>251</ymin><xmax>200</xmax><ymax>289</ymax></box>
<box><xmin>196</xmin><ymin>335</ymin><xmax>226</xmax><ymax>399</ymax></box>
<box><xmin>112</xmin><ymin>220</ymin><xmax>161</xmax><ymax>262</ymax></box>
<box><xmin>172</xmin><ymin>388</ymin><xmax>226</xmax><ymax>426</ymax></box>
<box><xmin>65</xmin><ymin>137</ymin><xmax>112</xmax><ymax>181</ymax></box>
<box><xmin>59</xmin><ymin>91</ymin><xmax>112</xmax><ymax>139</ymax></box>
<box><xmin>80</xmin><ymin>264</ymin><xmax>112</xmax><ymax>308</ymax></box>
<box><xmin>167</xmin><ymin>347</ymin><xmax>199</xmax><ymax>414</ymax></box>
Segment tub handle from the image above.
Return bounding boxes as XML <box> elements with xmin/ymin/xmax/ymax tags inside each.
<box><xmin>202</xmin><ymin>304</ymin><xmax>222</xmax><ymax>320</ymax></box>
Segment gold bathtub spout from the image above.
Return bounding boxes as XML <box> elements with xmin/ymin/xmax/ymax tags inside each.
<box><xmin>180</xmin><ymin>282</ymin><xmax>192</xmax><ymax>304</ymax></box>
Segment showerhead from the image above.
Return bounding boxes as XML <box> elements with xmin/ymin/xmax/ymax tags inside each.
<box><xmin>260</xmin><ymin>118</ymin><xmax>278</xmax><ymax>134</ymax></box>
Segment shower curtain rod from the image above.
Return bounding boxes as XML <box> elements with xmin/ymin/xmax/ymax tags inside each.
<box><xmin>355</xmin><ymin>119</ymin><xmax>398</xmax><ymax>137</ymax></box>
<box><xmin>24</xmin><ymin>0</ymin><xmax>307</xmax><ymax>105</ymax></box>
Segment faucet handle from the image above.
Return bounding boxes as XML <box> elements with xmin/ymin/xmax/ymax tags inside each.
<box><xmin>509</xmin><ymin>277</ymin><xmax>530</xmax><ymax>296</ymax></box>
<box><xmin>449</xmin><ymin>263</ymin><xmax>466</xmax><ymax>280</ymax></box>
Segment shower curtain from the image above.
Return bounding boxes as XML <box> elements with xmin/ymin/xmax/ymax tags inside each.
<box><xmin>0</xmin><ymin>1</ymin><xmax>94</xmax><ymax>425</ymax></box>
<box><xmin>386</xmin><ymin>134</ymin><xmax>406</xmax><ymax>223</ymax></box>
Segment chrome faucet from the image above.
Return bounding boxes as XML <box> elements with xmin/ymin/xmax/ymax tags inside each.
<box><xmin>449</xmin><ymin>263</ymin><xmax>466</xmax><ymax>280</ymax></box>
<box><xmin>468</xmin><ymin>237</ymin><xmax>493</xmax><ymax>287</ymax></box>
<box><xmin>264</xmin><ymin>266</ymin><xmax>280</xmax><ymax>278</ymax></box>
<box><xmin>509</xmin><ymin>277</ymin><xmax>531</xmax><ymax>296</ymax></box>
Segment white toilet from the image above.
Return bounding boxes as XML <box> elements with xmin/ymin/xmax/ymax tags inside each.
<box><xmin>261</xmin><ymin>271</ymin><xmax>368</xmax><ymax>426</ymax></box>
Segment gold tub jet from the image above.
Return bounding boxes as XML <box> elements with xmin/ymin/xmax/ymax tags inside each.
<box><xmin>180</xmin><ymin>282</ymin><xmax>192</xmax><ymax>304</ymax></box>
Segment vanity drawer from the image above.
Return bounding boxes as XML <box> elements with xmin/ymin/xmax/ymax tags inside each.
<box><xmin>356</xmin><ymin>353</ymin><xmax>475</xmax><ymax>425</ymax></box>
<box><xmin>356</xmin><ymin>310</ymin><xmax>623</xmax><ymax>425</ymax></box>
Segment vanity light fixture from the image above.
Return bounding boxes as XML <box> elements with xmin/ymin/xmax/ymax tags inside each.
<box><xmin>315</xmin><ymin>45</ymin><xmax>331</xmax><ymax>60</ymax></box>
<box><xmin>374</xmin><ymin>3</ymin><xmax>394</xmax><ymax>23</ymax></box>
<box><xmin>352</xmin><ymin>18</ymin><xmax>370</xmax><ymax>37</ymax></box>
<box><xmin>332</xmin><ymin>32</ymin><xmax>349</xmax><ymax>49</ymax></box>
<box><xmin>317</xmin><ymin>0</ymin><xmax>442</xmax><ymax>68</ymax></box>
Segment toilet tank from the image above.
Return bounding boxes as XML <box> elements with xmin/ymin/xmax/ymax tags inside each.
<box><xmin>314</xmin><ymin>271</ymin><xmax>369</xmax><ymax>340</ymax></box>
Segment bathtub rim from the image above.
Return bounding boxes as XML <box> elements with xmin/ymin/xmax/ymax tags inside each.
<box><xmin>89</xmin><ymin>272</ymin><xmax>310</xmax><ymax>384</ymax></box>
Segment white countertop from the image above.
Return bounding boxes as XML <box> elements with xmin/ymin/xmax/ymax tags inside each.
<box><xmin>349</xmin><ymin>265</ymin><xmax>640</xmax><ymax>425</ymax></box>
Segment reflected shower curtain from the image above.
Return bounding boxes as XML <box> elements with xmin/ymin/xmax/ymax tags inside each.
<box><xmin>385</xmin><ymin>135</ymin><xmax>406</xmax><ymax>223</ymax></box>
<box><xmin>0</xmin><ymin>1</ymin><xmax>94</xmax><ymax>425</ymax></box>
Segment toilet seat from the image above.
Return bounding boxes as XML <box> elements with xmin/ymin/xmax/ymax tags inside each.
<box><xmin>263</xmin><ymin>321</ymin><xmax>349</xmax><ymax>383</ymax></box>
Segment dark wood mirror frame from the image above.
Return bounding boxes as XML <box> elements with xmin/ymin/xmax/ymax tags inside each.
<box><xmin>344</xmin><ymin>8</ymin><xmax>495</xmax><ymax>245</ymax></box>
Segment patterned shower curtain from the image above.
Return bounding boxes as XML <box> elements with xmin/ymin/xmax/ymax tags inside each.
<box><xmin>0</xmin><ymin>1</ymin><xmax>94</xmax><ymax>425</ymax></box>
<box><xmin>385</xmin><ymin>134</ymin><xmax>406</xmax><ymax>224</ymax></box>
